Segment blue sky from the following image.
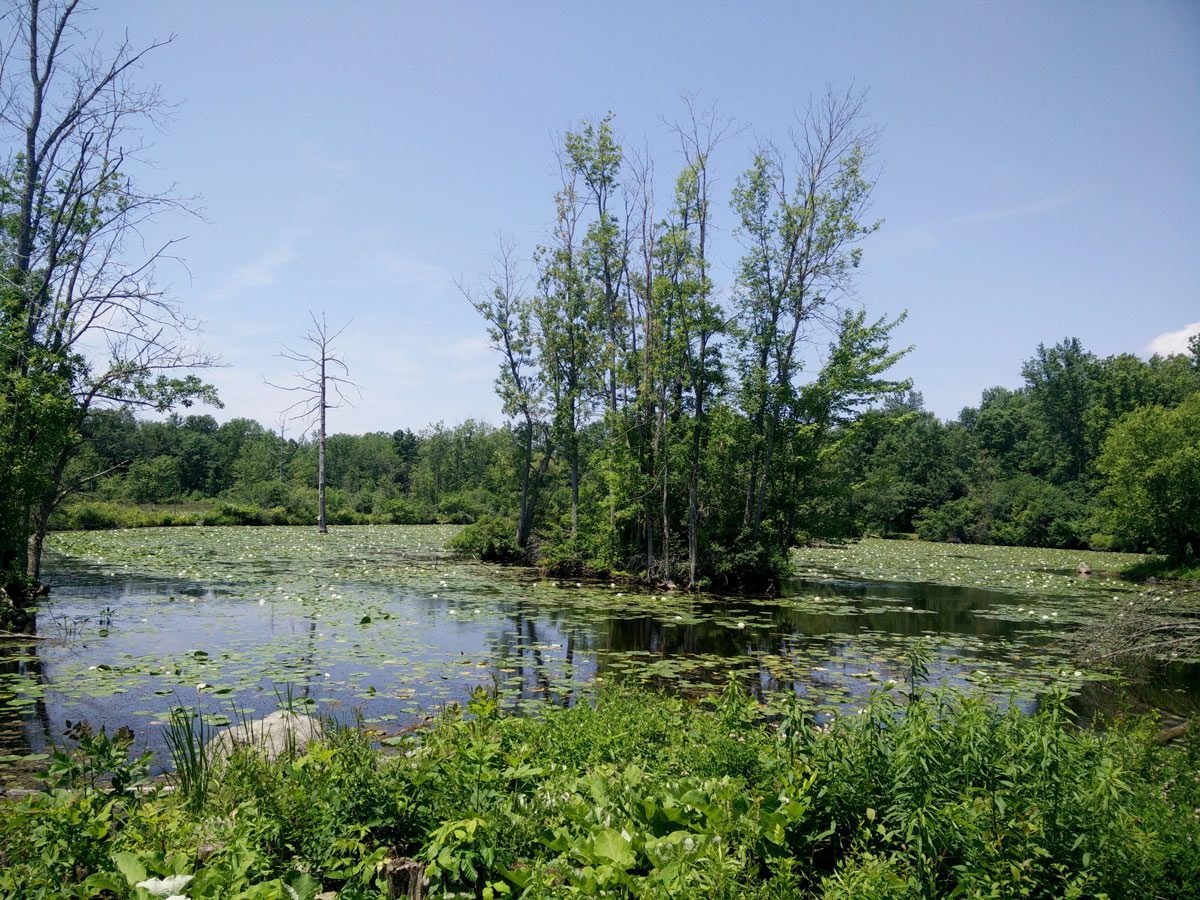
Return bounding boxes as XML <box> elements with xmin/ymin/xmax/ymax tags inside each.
<box><xmin>88</xmin><ymin>1</ymin><xmax>1199</xmax><ymax>433</ymax></box>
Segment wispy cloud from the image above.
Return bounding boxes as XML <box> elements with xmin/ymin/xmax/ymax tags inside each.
<box><xmin>948</xmin><ymin>190</ymin><xmax>1088</xmax><ymax>226</ymax></box>
<box><xmin>1147</xmin><ymin>321</ymin><xmax>1200</xmax><ymax>357</ymax></box>
<box><xmin>208</xmin><ymin>238</ymin><xmax>300</xmax><ymax>300</ymax></box>
<box><xmin>297</xmin><ymin>139</ymin><xmax>357</xmax><ymax>180</ymax></box>
<box><xmin>372</xmin><ymin>252</ymin><xmax>448</xmax><ymax>290</ymax></box>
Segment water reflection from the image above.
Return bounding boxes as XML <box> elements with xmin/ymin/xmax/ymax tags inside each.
<box><xmin>0</xmin><ymin>542</ymin><xmax>1190</xmax><ymax>784</ymax></box>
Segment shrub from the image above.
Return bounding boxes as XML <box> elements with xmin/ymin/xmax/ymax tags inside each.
<box><xmin>2</xmin><ymin>686</ymin><xmax>1197</xmax><ymax>898</ymax></box>
<box><xmin>449</xmin><ymin>515</ymin><xmax>523</xmax><ymax>562</ymax></box>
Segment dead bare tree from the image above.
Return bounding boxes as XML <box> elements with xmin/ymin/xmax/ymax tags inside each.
<box><xmin>269</xmin><ymin>313</ymin><xmax>356</xmax><ymax>534</ymax></box>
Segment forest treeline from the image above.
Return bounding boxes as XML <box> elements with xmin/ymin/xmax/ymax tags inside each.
<box><xmin>14</xmin><ymin>65</ymin><xmax>1198</xmax><ymax>590</ymax></box>
<box><xmin>58</xmin><ymin>334</ymin><xmax>1200</xmax><ymax>581</ymax></box>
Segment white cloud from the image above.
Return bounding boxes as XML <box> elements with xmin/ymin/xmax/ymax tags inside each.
<box><xmin>1147</xmin><ymin>321</ymin><xmax>1200</xmax><ymax>357</ymax></box>
<box><xmin>370</xmin><ymin>252</ymin><xmax>448</xmax><ymax>293</ymax></box>
<box><xmin>208</xmin><ymin>240</ymin><xmax>299</xmax><ymax>300</ymax></box>
<box><xmin>948</xmin><ymin>190</ymin><xmax>1087</xmax><ymax>226</ymax></box>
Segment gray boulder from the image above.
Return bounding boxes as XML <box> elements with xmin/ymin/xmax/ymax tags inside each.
<box><xmin>207</xmin><ymin>710</ymin><xmax>323</xmax><ymax>763</ymax></box>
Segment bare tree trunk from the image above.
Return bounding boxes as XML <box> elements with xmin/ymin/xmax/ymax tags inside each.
<box><xmin>516</xmin><ymin>419</ymin><xmax>534</xmax><ymax>547</ymax></box>
<box><xmin>269</xmin><ymin>313</ymin><xmax>355</xmax><ymax>534</ymax></box>
<box><xmin>318</xmin><ymin>355</ymin><xmax>328</xmax><ymax>534</ymax></box>
<box><xmin>569</xmin><ymin>435</ymin><xmax>579</xmax><ymax>540</ymax></box>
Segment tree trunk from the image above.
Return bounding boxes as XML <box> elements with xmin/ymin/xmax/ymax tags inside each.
<box><xmin>516</xmin><ymin>420</ymin><xmax>534</xmax><ymax>548</ymax></box>
<box><xmin>318</xmin><ymin>355</ymin><xmax>328</xmax><ymax>534</ymax></box>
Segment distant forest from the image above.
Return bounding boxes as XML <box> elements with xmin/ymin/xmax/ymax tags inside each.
<box><xmin>57</xmin><ymin>335</ymin><xmax>1200</xmax><ymax>583</ymax></box>
<box><xmin>45</xmin><ymin>99</ymin><xmax>1200</xmax><ymax>591</ymax></box>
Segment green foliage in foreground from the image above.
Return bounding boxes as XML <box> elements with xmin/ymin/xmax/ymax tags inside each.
<box><xmin>2</xmin><ymin>683</ymin><xmax>1198</xmax><ymax>899</ymax></box>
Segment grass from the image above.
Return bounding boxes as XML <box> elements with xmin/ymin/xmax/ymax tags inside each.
<box><xmin>2</xmin><ymin>677</ymin><xmax>1198</xmax><ymax>899</ymax></box>
<box><xmin>1121</xmin><ymin>555</ymin><xmax>1200</xmax><ymax>584</ymax></box>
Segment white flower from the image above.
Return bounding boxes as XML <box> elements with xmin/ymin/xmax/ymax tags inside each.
<box><xmin>135</xmin><ymin>874</ymin><xmax>193</xmax><ymax>897</ymax></box>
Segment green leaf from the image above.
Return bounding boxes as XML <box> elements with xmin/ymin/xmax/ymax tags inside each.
<box><xmin>112</xmin><ymin>850</ymin><xmax>147</xmax><ymax>886</ymax></box>
<box><xmin>591</xmin><ymin>829</ymin><xmax>634</xmax><ymax>869</ymax></box>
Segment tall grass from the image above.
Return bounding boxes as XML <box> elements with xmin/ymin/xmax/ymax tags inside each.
<box><xmin>162</xmin><ymin>706</ymin><xmax>213</xmax><ymax>811</ymax></box>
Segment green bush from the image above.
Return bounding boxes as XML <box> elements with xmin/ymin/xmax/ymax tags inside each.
<box><xmin>52</xmin><ymin>501</ymin><xmax>142</xmax><ymax>530</ymax></box>
<box><xmin>201</xmin><ymin>502</ymin><xmax>269</xmax><ymax>526</ymax></box>
<box><xmin>2</xmin><ymin>686</ymin><xmax>1197</xmax><ymax>898</ymax></box>
<box><xmin>375</xmin><ymin>497</ymin><xmax>422</xmax><ymax>525</ymax></box>
<box><xmin>449</xmin><ymin>514</ymin><xmax>523</xmax><ymax>562</ymax></box>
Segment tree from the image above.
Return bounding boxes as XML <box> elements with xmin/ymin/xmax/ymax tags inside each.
<box><xmin>535</xmin><ymin>153</ymin><xmax>599</xmax><ymax>543</ymax></box>
<box><xmin>732</xmin><ymin>87</ymin><xmax>881</xmax><ymax>547</ymax></box>
<box><xmin>0</xmin><ymin>0</ymin><xmax>214</xmax><ymax>597</ymax></box>
<box><xmin>462</xmin><ymin>241</ymin><xmax>552</xmax><ymax>550</ymax></box>
<box><xmin>669</xmin><ymin>97</ymin><xmax>734</xmax><ymax>587</ymax></box>
<box><xmin>1021</xmin><ymin>338</ymin><xmax>1097</xmax><ymax>481</ymax></box>
<box><xmin>1096</xmin><ymin>394</ymin><xmax>1200</xmax><ymax>561</ymax></box>
<box><xmin>270</xmin><ymin>313</ymin><xmax>356</xmax><ymax>534</ymax></box>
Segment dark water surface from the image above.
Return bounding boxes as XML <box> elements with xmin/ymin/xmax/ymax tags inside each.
<box><xmin>0</xmin><ymin>527</ymin><xmax>1175</xmax><ymax>781</ymax></box>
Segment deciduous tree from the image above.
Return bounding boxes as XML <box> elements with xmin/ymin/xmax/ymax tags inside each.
<box><xmin>0</xmin><ymin>0</ymin><xmax>214</xmax><ymax>596</ymax></box>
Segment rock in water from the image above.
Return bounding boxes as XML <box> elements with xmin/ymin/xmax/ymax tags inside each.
<box><xmin>206</xmin><ymin>710</ymin><xmax>323</xmax><ymax>763</ymax></box>
<box><xmin>1076</xmin><ymin>563</ymin><xmax>1092</xmax><ymax>576</ymax></box>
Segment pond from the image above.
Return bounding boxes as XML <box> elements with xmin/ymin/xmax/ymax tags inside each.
<box><xmin>0</xmin><ymin>526</ymin><xmax>1167</xmax><ymax>783</ymax></box>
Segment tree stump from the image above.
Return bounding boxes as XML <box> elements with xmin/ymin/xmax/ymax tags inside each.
<box><xmin>381</xmin><ymin>855</ymin><xmax>427</xmax><ymax>899</ymax></box>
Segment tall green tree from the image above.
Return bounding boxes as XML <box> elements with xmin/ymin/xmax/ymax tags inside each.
<box><xmin>535</xmin><ymin>157</ymin><xmax>600</xmax><ymax>543</ymax></box>
<box><xmin>1096</xmin><ymin>394</ymin><xmax>1200</xmax><ymax>561</ymax></box>
<box><xmin>464</xmin><ymin>243</ymin><xmax>553</xmax><ymax>549</ymax></box>
<box><xmin>1021</xmin><ymin>338</ymin><xmax>1097</xmax><ymax>481</ymax></box>
<box><xmin>732</xmin><ymin>88</ymin><xmax>881</xmax><ymax>547</ymax></box>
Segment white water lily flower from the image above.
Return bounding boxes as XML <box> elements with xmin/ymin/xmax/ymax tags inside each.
<box><xmin>135</xmin><ymin>874</ymin><xmax>193</xmax><ymax>897</ymax></box>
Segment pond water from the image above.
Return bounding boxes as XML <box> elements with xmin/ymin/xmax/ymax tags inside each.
<box><xmin>0</xmin><ymin>526</ymin><xmax>1168</xmax><ymax>782</ymax></box>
